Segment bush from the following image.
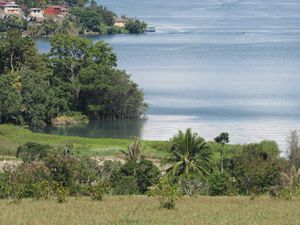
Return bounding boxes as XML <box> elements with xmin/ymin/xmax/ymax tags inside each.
<box><xmin>8</xmin><ymin>182</ymin><xmax>25</xmax><ymax>203</ymax></box>
<box><xmin>16</xmin><ymin>142</ymin><xmax>50</xmax><ymax>162</ymax></box>
<box><xmin>231</xmin><ymin>143</ymin><xmax>281</xmax><ymax>194</ymax></box>
<box><xmin>269</xmin><ymin>167</ymin><xmax>300</xmax><ymax>200</ymax></box>
<box><xmin>178</xmin><ymin>173</ymin><xmax>208</xmax><ymax>195</ymax></box>
<box><xmin>0</xmin><ymin>170</ymin><xmax>11</xmax><ymax>199</ymax></box>
<box><xmin>10</xmin><ymin>161</ymin><xmax>52</xmax><ymax>198</ymax></box>
<box><xmin>53</xmin><ymin>182</ymin><xmax>68</xmax><ymax>203</ymax></box>
<box><xmin>32</xmin><ymin>181</ymin><xmax>53</xmax><ymax>200</ymax></box>
<box><xmin>45</xmin><ymin>153</ymin><xmax>79</xmax><ymax>187</ymax></box>
<box><xmin>120</xmin><ymin>160</ymin><xmax>160</xmax><ymax>194</ymax></box>
<box><xmin>208</xmin><ymin>172</ymin><xmax>235</xmax><ymax>196</ymax></box>
<box><xmin>113</xmin><ymin>176</ymin><xmax>138</xmax><ymax>195</ymax></box>
<box><xmin>89</xmin><ymin>180</ymin><xmax>110</xmax><ymax>201</ymax></box>
<box><xmin>149</xmin><ymin>181</ymin><xmax>181</xmax><ymax>209</ymax></box>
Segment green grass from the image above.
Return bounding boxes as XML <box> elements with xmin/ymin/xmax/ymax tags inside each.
<box><xmin>0</xmin><ymin>124</ymin><xmax>243</xmax><ymax>161</ymax></box>
<box><xmin>0</xmin><ymin>124</ymin><xmax>169</xmax><ymax>158</ymax></box>
<box><xmin>0</xmin><ymin>196</ymin><xmax>299</xmax><ymax>225</ymax></box>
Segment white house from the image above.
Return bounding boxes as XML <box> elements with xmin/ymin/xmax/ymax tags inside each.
<box><xmin>3</xmin><ymin>3</ymin><xmax>22</xmax><ymax>16</ymax></box>
<box><xmin>29</xmin><ymin>8</ymin><xmax>44</xmax><ymax>21</ymax></box>
<box><xmin>114</xmin><ymin>17</ymin><xmax>127</xmax><ymax>28</ymax></box>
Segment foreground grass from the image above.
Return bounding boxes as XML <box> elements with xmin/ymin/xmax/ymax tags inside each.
<box><xmin>0</xmin><ymin>124</ymin><xmax>169</xmax><ymax>158</ymax></box>
<box><xmin>0</xmin><ymin>196</ymin><xmax>299</xmax><ymax>225</ymax></box>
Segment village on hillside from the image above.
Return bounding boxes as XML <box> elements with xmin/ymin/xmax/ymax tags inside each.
<box><xmin>0</xmin><ymin>0</ymin><xmax>69</xmax><ymax>21</ymax></box>
<box><xmin>0</xmin><ymin>0</ymin><xmax>136</xmax><ymax>33</ymax></box>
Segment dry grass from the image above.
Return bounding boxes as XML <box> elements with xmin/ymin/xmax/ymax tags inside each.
<box><xmin>0</xmin><ymin>196</ymin><xmax>299</xmax><ymax>225</ymax></box>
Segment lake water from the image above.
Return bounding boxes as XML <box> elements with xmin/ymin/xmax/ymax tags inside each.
<box><xmin>36</xmin><ymin>0</ymin><xmax>300</xmax><ymax>152</ymax></box>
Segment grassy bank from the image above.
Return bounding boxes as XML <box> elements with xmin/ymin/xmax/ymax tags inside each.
<box><xmin>0</xmin><ymin>124</ymin><xmax>169</xmax><ymax>158</ymax></box>
<box><xmin>0</xmin><ymin>124</ymin><xmax>243</xmax><ymax>160</ymax></box>
<box><xmin>0</xmin><ymin>196</ymin><xmax>299</xmax><ymax>225</ymax></box>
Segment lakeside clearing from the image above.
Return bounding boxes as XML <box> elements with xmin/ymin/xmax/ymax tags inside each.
<box><xmin>0</xmin><ymin>124</ymin><xmax>242</xmax><ymax>160</ymax></box>
<box><xmin>0</xmin><ymin>196</ymin><xmax>299</xmax><ymax>225</ymax></box>
<box><xmin>0</xmin><ymin>124</ymin><xmax>169</xmax><ymax>158</ymax></box>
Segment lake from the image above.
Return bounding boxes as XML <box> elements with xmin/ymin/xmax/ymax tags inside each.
<box><xmin>36</xmin><ymin>0</ymin><xmax>300</xmax><ymax>152</ymax></box>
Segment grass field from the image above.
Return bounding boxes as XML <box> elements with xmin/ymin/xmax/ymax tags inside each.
<box><xmin>0</xmin><ymin>124</ymin><xmax>169</xmax><ymax>158</ymax></box>
<box><xmin>0</xmin><ymin>196</ymin><xmax>299</xmax><ymax>225</ymax></box>
<box><xmin>0</xmin><ymin>124</ymin><xmax>243</xmax><ymax>160</ymax></box>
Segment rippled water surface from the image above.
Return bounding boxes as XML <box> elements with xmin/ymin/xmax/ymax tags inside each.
<box><xmin>36</xmin><ymin>0</ymin><xmax>300</xmax><ymax>151</ymax></box>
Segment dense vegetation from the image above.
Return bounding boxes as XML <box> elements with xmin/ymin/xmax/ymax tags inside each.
<box><xmin>0</xmin><ymin>31</ymin><xmax>146</xmax><ymax>127</ymax></box>
<box><xmin>0</xmin><ymin>127</ymin><xmax>299</xmax><ymax>208</ymax></box>
<box><xmin>0</xmin><ymin>1</ymin><xmax>147</xmax><ymax>36</ymax></box>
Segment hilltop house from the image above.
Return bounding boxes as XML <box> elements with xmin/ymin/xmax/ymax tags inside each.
<box><xmin>29</xmin><ymin>8</ymin><xmax>44</xmax><ymax>21</ymax></box>
<box><xmin>114</xmin><ymin>17</ymin><xmax>127</xmax><ymax>28</ymax></box>
<box><xmin>43</xmin><ymin>5</ymin><xmax>68</xmax><ymax>17</ymax></box>
<box><xmin>0</xmin><ymin>1</ymin><xmax>22</xmax><ymax>16</ymax></box>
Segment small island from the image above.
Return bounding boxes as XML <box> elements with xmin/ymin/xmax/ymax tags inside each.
<box><xmin>0</xmin><ymin>0</ymin><xmax>148</xmax><ymax>37</ymax></box>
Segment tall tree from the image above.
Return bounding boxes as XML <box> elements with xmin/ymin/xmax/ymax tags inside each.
<box><xmin>214</xmin><ymin>132</ymin><xmax>229</xmax><ymax>173</ymax></box>
<box><xmin>0</xmin><ymin>30</ymin><xmax>38</xmax><ymax>74</ymax></box>
<box><xmin>287</xmin><ymin>130</ymin><xmax>300</xmax><ymax>169</ymax></box>
<box><xmin>0</xmin><ymin>72</ymin><xmax>22</xmax><ymax>124</ymax></box>
<box><xmin>49</xmin><ymin>34</ymin><xmax>91</xmax><ymax>107</ymax></box>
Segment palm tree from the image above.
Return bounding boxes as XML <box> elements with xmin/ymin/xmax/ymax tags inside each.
<box><xmin>166</xmin><ymin>129</ymin><xmax>211</xmax><ymax>177</ymax></box>
<box><xmin>121</xmin><ymin>137</ymin><xmax>143</xmax><ymax>162</ymax></box>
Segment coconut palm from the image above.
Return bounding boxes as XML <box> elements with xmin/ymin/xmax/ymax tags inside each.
<box><xmin>167</xmin><ymin>128</ymin><xmax>211</xmax><ymax>177</ymax></box>
<box><xmin>121</xmin><ymin>137</ymin><xmax>143</xmax><ymax>162</ymax></box>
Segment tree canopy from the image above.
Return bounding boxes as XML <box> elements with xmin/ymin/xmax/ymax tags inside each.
<box><xmin>0</xmin><ymin>32</ymin><xmax>146</xmax><ymax>127</ymax></box>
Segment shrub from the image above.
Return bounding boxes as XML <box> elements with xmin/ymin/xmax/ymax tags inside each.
<box><xmin>75</xmin><ymin>157</ymin><xmax>99</xmax><ymax>186</ymax></box>
<box><xmin>45</xmin><ymin>153</ymin><xmax>79</xmax><ymax>187</ymax></box>
<box><xmin>0</xmin><ymin>170</ymin><xmax>11</xmax><ymax>199</ymax></box>
<box><xmin>10</xmin><ymin>161</ymin><xmax>51</xmax><ymax>198</ymax></box>
<box><xmin>32</xmin><ymin>181</ymin><xmax>53</xmax><ymax>200</ymax></box>
<box><xmin>270</xmin><ymin>167</ymin><xmax>300</xmax><ymax>200</ymax></box>
<box><xmin>16</xmin><ymin>142</ymin><xmax>50</xmax><ymax>162</ymax></box>
<box><xmin>113</xmin><ymin>176</ymin><xmax>138</xmax><ymax>195</ymax></box>
<box><xmin>231</xmin><ymin>143</ymin><xmax>281</xmax><ymax>194</ymax></box>
<box><xmin>53</xmin><ymin>182</ymin><xmax>68</xmax><ymax>203</ymax></box>
<box><xmin>89</xmin><ymin>180</ymin><xmax>110</xmax><ymax>201</ymax></box>
<box><xmin>8</xmin><ymin>182</ymin><xmax>25</xmax><ymax>203</ymax></box>
<box><xmin>120</xmin><ymin>160</ymin><xmax>160</xmax><ymax>194</ymax></box>
<box><xmin>178</xmin><ymin>173</ymin><xmax>208</xmax><ymax>195</ymax></box>
<box><xmin>149</xmin><ymin>181</ymin><xmax>181</xmax><ymax>209</ymax></box>
<box><xmin>208</xmin><ymin>172</ymin><xmax>235</xmax><ymax>196</ymax></box>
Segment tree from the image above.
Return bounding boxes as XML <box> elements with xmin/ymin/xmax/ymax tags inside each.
<box><xmin>214</xmin><ymin>132</ymin><xmax>229</xmax><ymax>173</ymax></box>
<box><xmin>0</xmin><ymin>72</ymin><xmax>22</xmax><ymax>124</ymax></box>
<box><xmin>231</xmin><ymin>143</ymin><xmax>281</xmax><ymax>195</ymax></box>
<box><xmin>287</xmin><ymin>130</ymin><xmax>300</xmax><ymax>169</ymax></box>
<box><xmin>0</xmin><ymin>30</ymin><xmax>38</xmax><ymax>74</ymax></box>
<box><xmin>125</xmin><ymin>19</ymin><xmax>147</xmax><ymax>34</ymax></box>
<box><xmin>20</xmin><ymin>68</ymin><xmax>58</xmax><ymax>127</ymax></box>
<box><xmin>79</xmin><ymin>65</ymin><xmax>146</xmax><ymax>119</ymax></box>
<box><xmin>49</xmin><ymin>34</ymin><xmax>91</xmax><ymax>107</ymax></box>
<box><xmin>166</xmin><ymin>129</ymin><xmax>211</xmax><ymax>177</ymax></box>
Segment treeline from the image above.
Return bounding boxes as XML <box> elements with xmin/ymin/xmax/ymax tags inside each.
<box><xmin>0</xmin><ymin>129</ymin><xmax>299</xmax><ymax>207</ymax></box>
<box><xmin>0</xmin><ymin>31</ymin><xmax>146</xmax><ymax>127</ymax></box>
